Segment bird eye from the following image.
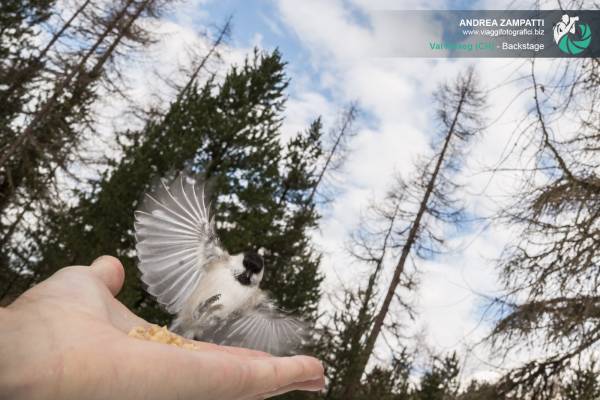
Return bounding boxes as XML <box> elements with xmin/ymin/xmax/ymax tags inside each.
<box><xmin>243</xmin><ymin>251</ymin><xmax>263</xmax><ymax>273</ymax></box>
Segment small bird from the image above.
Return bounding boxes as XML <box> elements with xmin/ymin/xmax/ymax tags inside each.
<box><xmin>134</xmin><ymin>173</ymin><xmax>306</xmax><ymax>355</ymax></box>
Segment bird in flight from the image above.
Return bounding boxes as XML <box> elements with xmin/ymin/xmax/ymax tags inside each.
<box><xmin>134</xmin><ymin>174</ymin><xmax>306</xmax><ymax>355</ymax></box>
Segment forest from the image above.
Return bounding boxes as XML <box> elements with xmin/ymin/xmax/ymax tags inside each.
<box><xmin>1</xmin><ymin>1</ymin><xmax>599</xmax><ymax>399</ymax></box>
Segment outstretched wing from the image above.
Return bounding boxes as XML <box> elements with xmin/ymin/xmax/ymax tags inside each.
<box><xmin>199</xmin><ymin>302</ymin><xmax>308</xmax><ymax>356</ymax></box>
<box><xmin>134</xmin><ymin>174</ymin><xmax>223</xmax><ymax>314</ymax></box>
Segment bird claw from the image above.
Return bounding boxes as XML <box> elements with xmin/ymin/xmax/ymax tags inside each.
<box><xmin>193</xmin><ymin>294</ymin><xmax>222</xmax><ymax>320</ymax></box>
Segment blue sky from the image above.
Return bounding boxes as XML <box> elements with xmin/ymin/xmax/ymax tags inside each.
<box><xmin>185</xmin><ymin>1</ymin><xmax>334</xmax><ymax>107</ymax></box>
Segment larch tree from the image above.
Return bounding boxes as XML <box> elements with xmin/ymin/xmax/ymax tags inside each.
<box><xmin>274</xmin><ymin>104</ymin><xmax>360</xmax><ymax>400</ymax></box>
<box><xmin>0</xmin><ymin>0</ymin><xmax>162</xmax><ymax>212</ymax></box>
<box><xmin>319</xmin><ymin>192</ymin><xmax>411</xmax><ymax>399</ymax></box>
<box><xmin>485</xmin><ymin>4</ymin><xmax>600</xmax><ymax>393</ymax></box>
<box><xmin>0</xmin><ymin>0</ymin><xmax>179</xmax><ymax>300</ymax></box>
<box><xmin>0</xmin><ymin>0</ymin><xmax>55</xmax><ymax>133</ymax></box>
<box><xmin>489</xmin><ymin>55</ymin><xmax>600</xmax><ymax>399</ymax></box>
<box><xmin>340</xmin><ymin>68</ymin><xmax>486</xmax><ymax>399</ymax></box>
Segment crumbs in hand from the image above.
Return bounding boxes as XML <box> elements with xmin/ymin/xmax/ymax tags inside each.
<box><xmin>128</xmin><ymin>325</ymin><xmax>200</xmax><ymax>350</ymax></box>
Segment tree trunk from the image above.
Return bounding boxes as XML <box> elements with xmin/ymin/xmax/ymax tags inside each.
<box><xmin>0</xmin><ymin>0</ymin><xmax>93</xmax><ymax>104</ymax></box>
<box><xmin>307</xmin><ymin>103</ymin><xmax>357</xmax><ymax>205</ymax></box>
<box><xmin>340</xmin><ymin>88</ymin><xmax>468</xmax><ymax>398</ymax></box>
<box><xmin>177</xmin><ymin>17</ymin><xmax>231</xmax><ymax>102</ymax></box>
<box><xmin>0</xmin><ymin>0</ymin><xmax>137</xmax><ymax>169</ymax></box>
<box><xmin>0</xmin><ymin>0</ymin><xmax>145</xmax><ymax>214</ymax></box>
<box><xmin>326</xmin><ymin>205</ymin><xmax>397</xmax><ymax>399</ymax></box>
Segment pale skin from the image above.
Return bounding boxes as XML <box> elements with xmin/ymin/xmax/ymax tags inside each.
<box><xmin>0</xmin><ymin>256</ymin><xmax>325</xmax><ymax>400</ymax></box>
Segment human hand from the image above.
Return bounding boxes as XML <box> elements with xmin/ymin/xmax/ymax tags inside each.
<box><xmin>0</xmin><ymin>256</ymin><xmax>325</xmax><ymax>400</ymax></box>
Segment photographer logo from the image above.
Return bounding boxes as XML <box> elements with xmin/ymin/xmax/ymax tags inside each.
<box><xmin>553</xmin><ymin>14</ymin><xmax>592</xmax><ymax>55</ymax></box>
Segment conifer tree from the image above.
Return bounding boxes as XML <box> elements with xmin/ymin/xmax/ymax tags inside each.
<box><xmin>458</xmin><ymin>381</ymin><xmax>498</xmax><ymax>400</ymax></box>
<box><xmin>320</xmin><ymin>195</ymin><xmax>409</xmax><ymax>399</ymax></box>
<box><xmin>358</xmin><ymin>352</ymin><xmax>412</xmax><ymax>400</ymax></box>
<box><xmin>0</xmin><ymin>0</ymin><xmax>54</xmax><ymax>132</ymax></box>
<box><xmin>340</xmin><ymin>68</ymin><xmax>485</xmax><ymax>398</ymax></box>
<box><xmin>414</xmin><ymin>353</ymin><xmax>460</xmax><ymax>400</ymax></box>
<box><xmin>0</xmin><ymin>0</ymin><xmax>55</xmax><ymax>280</ymax></box>
<box><xmin>562</xmin><ymin>362</ymin><xmax>600</xmax><ymax>400</ymax></box>
<box><xmin>0</xmin><ymin>0</ymin><xmax>179</xmax><ymax>296</ymax></box>
<box><xmin>491</xmin><ymin>56</ymin><xmax>600</xmax><ymax>398</ymax></box>
<box><xmin>27</xmin><ymin>50</ymin><xmax>325</xmax><ymax>328</ymax></box>
<box><xmin>0</xmin><ymin>0</ymin><xmax>164</xmax><ymax>213</ymax></box>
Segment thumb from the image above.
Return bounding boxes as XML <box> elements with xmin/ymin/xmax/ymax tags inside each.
<box><xmin>90</xmin><ymin>255</ymin><xmax>125</xmax><ymax>296</ymax></box>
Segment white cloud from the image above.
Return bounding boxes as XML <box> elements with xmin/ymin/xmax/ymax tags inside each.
<box><xmin>282</xmin><ymin>91</ymin><xmax>335</xmax><ymax>142</ymax></box>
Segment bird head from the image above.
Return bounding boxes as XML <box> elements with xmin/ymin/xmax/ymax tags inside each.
<box><xmin>229</xmin><ymin>251</ymin><xmax>264</xmax><ymax>287</ymax></box>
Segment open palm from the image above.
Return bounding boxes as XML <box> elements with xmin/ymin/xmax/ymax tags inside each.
<box><xmin>0</xmin><ymin>256</ymin><xmax>324</xmax><ymax>400</ymax></box>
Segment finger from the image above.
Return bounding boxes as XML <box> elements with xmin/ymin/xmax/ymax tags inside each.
<box><xmin>122</xmin><ymin>340</ymin><xmax>262</xmax><ymax>398</ymax></box>
<box><xmin>248</xmin><ymin>377</ymin><xmax>325</xmax><ymax>399</ymax></box>
<box><xmin>90</xmin><ymin>255</ymin><xmax>125</xmax><ymax>297</ymax></box>
<box><xmin>218</xmin><ymin>345</ymin><xmax>272</xmax><ymax>358</ymax></box>
<box><xmin>242</xmin><ymin>355</ymin><xmax>324</xmax><ymax>397</ymax></box>
<box><xmin>122</xmin><ymin>341</ymin><xmax>323</xmax><ymax>400</ymax></box>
